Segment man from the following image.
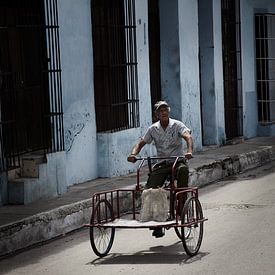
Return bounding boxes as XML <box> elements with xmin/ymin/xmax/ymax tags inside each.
<box><xmin>127</xmin><ymin>100</ymin><xmax>193</xmax><ymax>237</ymax></box>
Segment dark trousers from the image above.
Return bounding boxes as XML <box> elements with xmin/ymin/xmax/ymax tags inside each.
<box><xmin>146</xmin><ymin>161</ymin><xmax>189</xmax><ymax>189</ymax></box>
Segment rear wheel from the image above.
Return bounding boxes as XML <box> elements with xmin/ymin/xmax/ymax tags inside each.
<box><xmin>90</xmin><ymin>199</ymin><xmax>115</xmax><ymax>257</ymax></box>
<box><xmin>181</xmin><ymin>197</ymin><xmax>204</xmax><ymax>256</ymax></box>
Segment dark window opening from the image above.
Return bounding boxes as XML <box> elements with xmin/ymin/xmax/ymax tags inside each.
<box><xmin>221</xmin><ymin>0</ymin><xmax>243</xmax><ymax>140</ymax></box>
<box><xmin>148</xmin><ymin>0</ymin><xmax>161</xmax><ymax>121</ymax></box>
<box><xmin>91</xmin><ymin>0</ymin><xmax>139</xmax><ymax>133</ymax></box>
<box><xmin>255</xmin><ymin>13</ymin><xmax>275</xmax><ymax>124</ymax></box>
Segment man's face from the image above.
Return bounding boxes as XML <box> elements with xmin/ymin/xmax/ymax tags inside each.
<box><xmin>157</xmin><ymin>106</ymin><xmax>170</xmax><ymax>121</ymax></box>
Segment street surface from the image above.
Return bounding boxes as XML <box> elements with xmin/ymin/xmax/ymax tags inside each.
<box><xmin>0</xmin><ymin>161</ymin><xmax>275</xmax><ymax>275</ymax></box>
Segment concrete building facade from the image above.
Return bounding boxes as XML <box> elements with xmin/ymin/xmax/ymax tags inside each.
<box><xmin>0</xmin><ymin>0</ymin><xmax>275</xmax><ymax>205</ymax></box>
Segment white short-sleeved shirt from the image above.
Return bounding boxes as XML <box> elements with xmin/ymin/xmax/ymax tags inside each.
<box><xmin>143</xmin><ymin>118</ymin><xmax>190</xmax><ymax>157</ymax></box>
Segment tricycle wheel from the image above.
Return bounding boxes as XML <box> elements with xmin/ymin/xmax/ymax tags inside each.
<box><xmin>174</xmin><ymin>193</ymin><xmax>191</xmax><ymax>240</ymax></box>
<box><xmin>181</xmin><ymin>197</ymin><xmax>204</xmax><ymax>256</ymax></box>
<box><xmin>90</xmin><ymin>199</ymin><xmax>115</xmax><ymax>257</ymax></box>
<box><xmin>174</xmin><ymin>217</ymin><xmax>191</xmax><ymax>240</ymax></box>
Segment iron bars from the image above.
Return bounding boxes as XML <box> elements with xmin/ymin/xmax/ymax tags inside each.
<box><xmin>0</xmin><ymin>0</ymin><xmax>64</xmax><ymax>171</ymax></box>
<box><xmin>91</xmin><ymin>0</ymin><xmax>139</xmax><ymax>132</ymax></box>
<box><xmin>255</xmin><ymin>13</ymin><xmax>275</xmax><ymax>124</ymax></box>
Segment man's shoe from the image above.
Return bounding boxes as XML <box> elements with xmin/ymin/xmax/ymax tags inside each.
<box><xmin>152</xmin><ymin>228</ymin><xmax>165</xmax><ymax>238</ymax></box>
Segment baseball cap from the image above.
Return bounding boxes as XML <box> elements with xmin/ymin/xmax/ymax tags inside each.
<box><xmin>154</xmin><ymin>100</ymin><xmax>169</xmax><ymax>111</ymax></box>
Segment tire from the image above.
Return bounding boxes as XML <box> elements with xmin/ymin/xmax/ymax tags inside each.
<box><xmin>175</xmin><ymin>216</ymin><xmax>191</xmax><ymax>240</ymax></box>
<box><xmin>90</xmin><ymin>199</ymin><xmax>115</xmax><ymax>257</ymax></box>
<box><xmin>181</xmin><ymin>197</ymin><xmax>204</xmax><ymax>256</ymax></box>
<box><xmin>174</xmin><ymin>226</ymin><xmax>182</xmax><ymax>239</ymax></box>
<box><xmin>174</xmin><ymin>192</ymin><xmax>191</xmax><ymax>240</ymax></box>
<box><xmin>174</xmin><ymin>217</ymin><xmax>191</xmax><ymax>240</ymax></box>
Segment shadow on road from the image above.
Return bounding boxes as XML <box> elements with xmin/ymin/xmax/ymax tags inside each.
<box><xmin>88</xmin><ymin>241</ymin><xmax>209</xmax><ymax>265</ymax></box>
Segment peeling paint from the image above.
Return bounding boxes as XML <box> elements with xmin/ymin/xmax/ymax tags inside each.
<box><xmin>64</xmin><ymin>103</ymin><xmax>93</xmax><ymax>152</ymax></box>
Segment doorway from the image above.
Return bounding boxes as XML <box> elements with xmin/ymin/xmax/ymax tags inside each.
<box><xmin>221</xmin><ymin>0</ymin><xmax>243</xmax><ymax>140</ymax></box>
<box><xmin>148</xmin><ymin>0</ymin><xmax>161</xmax><ymax>119</ymax></box>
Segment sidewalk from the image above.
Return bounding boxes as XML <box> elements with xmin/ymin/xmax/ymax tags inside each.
<box><xmin>0</xmin><ymin>136</ymin><xmax>274</xmax><ymax>257</ymax></box>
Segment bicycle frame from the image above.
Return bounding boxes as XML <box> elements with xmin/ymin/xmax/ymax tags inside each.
<box><xmin>86</xmin><ymin>156</ymin><xmax>200</xmax><ymax>227</ymax></box>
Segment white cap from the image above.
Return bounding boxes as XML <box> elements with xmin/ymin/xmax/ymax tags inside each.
<box><xmin>154</xmin><ymin>101</ymin><xmax>169</xmax><ymax>111</ymax></box>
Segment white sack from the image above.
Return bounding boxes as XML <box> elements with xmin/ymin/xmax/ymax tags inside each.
<box><xmin>140</xmin><ymin>188</ymin><xmax>169</xmax><ymax>222</ymax></box>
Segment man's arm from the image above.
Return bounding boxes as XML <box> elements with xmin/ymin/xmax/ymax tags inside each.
<box><xmin>127</xmin><ymin>139</ymin><xmax>146</xmax><ymax>162</ymax></box>
<box><xmin>181</xmin><ymin>131</ymin><xmax>193</xmax><ymax>159</ymax></box>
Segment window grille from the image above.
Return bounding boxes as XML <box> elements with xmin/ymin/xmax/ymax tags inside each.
<box><xmin>91</xmin><ymin>0</ymin><xmax>139</xmax><ymax>132</ymax></box>
<box><xmin>255</xmin><ymin>14</ymin><xmax>275</xmax><ymax>124</ymax></box>
<box><xmin>0</xmin><ymin>0</ymin><xmax>64</xmax><ymax>171</ymax></box>
<box><xmin>44</xmin><ymin>0</ymin><xmax>64</xmax><ymax>152</ymax></box>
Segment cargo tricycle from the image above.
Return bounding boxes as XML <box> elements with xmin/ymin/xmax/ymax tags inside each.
<box><xmin>85</xmin><ymin>156</ymin><xmax>207</xmax><ymax>257</ymax></box>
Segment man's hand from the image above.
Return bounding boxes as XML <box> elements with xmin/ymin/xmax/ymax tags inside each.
<box><xmin>128</xmin><ymin>139</ymin><xmax>146</xmax><ymax>163</ymax></box>
<box><xmin>127</xmin><ymin>155</ymin><xmax>137</xmax><ymax>163</ymax></box>
<box><xmin>184</xmin><ymin>152</ymin><xmax>193</xmax><ymax>160</ymax></box>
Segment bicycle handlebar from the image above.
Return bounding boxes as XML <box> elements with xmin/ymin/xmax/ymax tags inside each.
<box><xmin>134</xmin><ymin>156</ymin><xmax>186</xmax><ymax>161</ymax></box>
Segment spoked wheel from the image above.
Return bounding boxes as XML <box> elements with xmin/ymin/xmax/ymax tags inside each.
<box><xmin>174</xmin><ymin>193</ymin><xmax>191</xmax><ymax>240</ymax></box>
<box><xmin>181</xmin><ymin>196</ymin><xmax>204</xmax><ymax>256</ymax></box>
<box><xmin>175</xmin><ymin>217</ymin><xmax>191</xmax><ymax>240</ymax></box>
<box><xmin>90</xmin><ymin>199</ymin><xmax>115</xmax><ymax>257</ymax></box>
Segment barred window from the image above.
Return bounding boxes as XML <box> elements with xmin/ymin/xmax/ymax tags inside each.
<box><xmin>255</xmin><ymin>14</ymin><xmax>275</xmax><ymax>124</ymax></box>
<box><xmin>0</xmin><ymin>0</ymin><xmax>64</xmax><ymax>171</ymax></box>
<box><xmin>91</xmin><ymin>0</ymin><xmax>139</xmax><ymax>132</ymax></box>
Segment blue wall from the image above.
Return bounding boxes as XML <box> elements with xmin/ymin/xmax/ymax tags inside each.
<box><xmin>58</xmin><ymin>0</ymin><xmax>98</xmax><ymax>185</ymax></box>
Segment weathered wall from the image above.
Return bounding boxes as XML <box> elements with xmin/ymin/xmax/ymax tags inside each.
<box><xmin>198</xmin><ymin>0</ymin><xmax>216</xmax><ymax>145</ymax></box>
<box><xmin>159</xmin><ymin>0</ymin><xmax>181</xmax><ymax>119</ymax></box>
<box><xmin>158</xmin><ymin>0</ymin><xmax>202</xmax><ymax>151</ymax></box>
<box><xmin>178</xmin><ymin>0</ymin><xmax>202</xmax><ymax>150</ymax></box>
<box><xmin>58</xmin><ymin>0</ymin><xmax>97</xmax><ymax>185</ymax></box>
<box><xmin>213</xmin><ymin>0</ymin><xmax>226</xmax><ymax>144</ymax></box>
<box><xmin>199</xmin><ymin>0</ymin><xmax>226</xmax><ymax>146</ymax></box>
<box><xmin>54</xmin><ymin>0</ymin><xmax>275</xmax><ymax>183</ymax></box>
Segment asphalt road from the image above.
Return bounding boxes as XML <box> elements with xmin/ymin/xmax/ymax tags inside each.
<box><xmin>0</xmin><ymin>161</ymin><xmax>275</xmax><ymax>275</ymax></box>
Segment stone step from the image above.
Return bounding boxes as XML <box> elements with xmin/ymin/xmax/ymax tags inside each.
<box><xmin>20</xmin><ymin>154</ymin><xmax>46</xmax><ymax>178</ymax></box>
<box><xmin>8</xmin><ymin>152</ymin><xmax>47</xmax><ymax>205</ymax></box>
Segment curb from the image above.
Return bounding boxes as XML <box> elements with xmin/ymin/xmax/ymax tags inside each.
<box><xmin>0</xmin><ymin>199</ymin><xmax>92</xmax><ymax>257</ymax></box>
<box><xmin>0</xmin><ymin>146</ymin><xmax>272</xmax><ymax>257</ymax></box>
<box><xmin>189</xmin><ymin>146</ymin><xmax>272</xmax><ymax>187</ymax></box>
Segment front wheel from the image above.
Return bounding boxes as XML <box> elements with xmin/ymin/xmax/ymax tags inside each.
<box><xmin>181</xmin><ymin>197</ymin><xmax>204</xmax><ymax>256</ymax></box>
<box><xmin>175</xmin><ymin>223</ymin><xmax>191</xmax><ymax>240</ymax></box>
<box><xmin>174</xmin><ymin>192</ymin><xmax>191</xmax><ymax>240</ymax></box>
<box><xmin>90</xmin><ymin>199</ymin><xmax>115</xmax><ymax>257</ymax></box>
